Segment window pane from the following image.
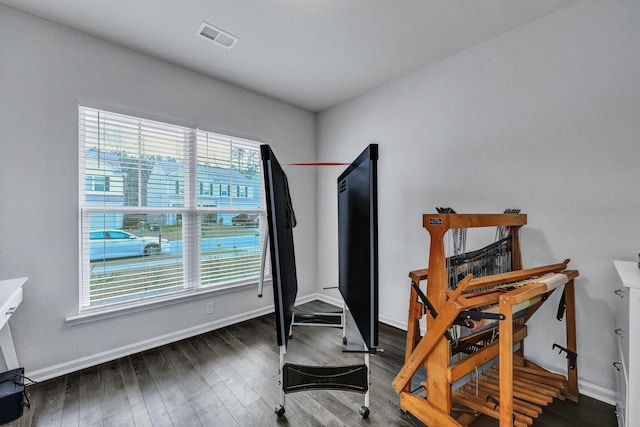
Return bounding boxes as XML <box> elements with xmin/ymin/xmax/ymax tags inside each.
<box><xmin>82</xmin><ymin>212</ymin><xmax>184</xmax><ymax>307</ymax></box>
<box><xmin>80</xmin><ymin>108</ymin><xmax>188</xmax><ymax>209</ymax></box>
<box><xmin>199</xmin><ymin>212</ymin><xmax>263</xmax><ymax>287</ymax></box>
<box><xmin>196</xmin><ymin>131</ymin><xmax>262</xmax><ymax>209</ymax></box>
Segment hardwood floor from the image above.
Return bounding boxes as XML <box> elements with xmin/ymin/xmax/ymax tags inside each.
<box><xmin>6</xmin><ymin>301</ymin><xmax>616</xmax><ymax>426</ymax></box>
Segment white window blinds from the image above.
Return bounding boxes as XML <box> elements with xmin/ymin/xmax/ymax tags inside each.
<box><xmin>79</xmin><ymin>106</ymin><xmax>266</xmax><ymax>311</ymax></box>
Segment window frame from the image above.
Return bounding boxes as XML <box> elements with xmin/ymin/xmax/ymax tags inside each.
<box><xmin>78</xmin><ymin>105</ymin><xmax>269</xmax><ymax>314</ymax></box>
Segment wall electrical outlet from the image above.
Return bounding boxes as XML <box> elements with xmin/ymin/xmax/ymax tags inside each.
<box><xmin>206</xmin><ymin>302</ymin><xmax>214</xmax><ymax>315</ymax></box>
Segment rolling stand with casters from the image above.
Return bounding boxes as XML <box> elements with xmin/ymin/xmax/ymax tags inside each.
<box><xmin>275</xmin><ymin>331</ymin><xmax>377</xmax><ymax>419</ymax></box>
<box><xmin>260</xmin><ymin>144</ymin><xmax>380</xmax><ymax>422</ymax></box>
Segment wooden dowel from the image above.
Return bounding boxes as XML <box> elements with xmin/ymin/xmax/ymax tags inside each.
<box><xmin>479</xmin><ymin>378</ymin><xmax>552</xmax><ymax>406</ymax></box>
<box><xmin>460</xmin><ymin>384</ymin><xmax>541</xmax><ymax>418</ymax></box>
<box><xmin>490</xmin><ymin>365</ymin><xmax>564</xmax><ymax>390</ymax></box>
<box><xmin>452</xmin><ymin>394</ymin><xmax>533</xmax><ymax>426</ymax></box>
<box><xmin>512</xmin><ymin>375</ymin><xmax>564</xmax><ymax>399</ymax></box>
<box><xmin>514</xmin><ymin>364</ymin><xmax>566</xmax><ymax>381</ymax></box>
<box><xmin>483</xmin><ymin>375</ymin><xmax>554</xmax><ymax>403</ymax></box>
<box><xmin>514</xmin><ymin>371</ymin><xmax>566</xmax><ymax>390</ymax></box>
<box><xmin>485</xmin><ymin>371</ymin><xmax>560</xmax><ymax>398</ymax></box>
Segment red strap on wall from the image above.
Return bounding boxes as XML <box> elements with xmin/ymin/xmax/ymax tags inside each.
<box><xmin>286</xmin><ymin>162</ymin><xmax>350</xmax><ymax>166</ymax></box>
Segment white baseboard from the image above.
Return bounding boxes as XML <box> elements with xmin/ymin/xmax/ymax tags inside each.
<box><xmin>378</xmin><ymin>314</ymin><xmax>406</xmax><ymax>331</ymax></box>
<box><xmin>577</xmin><ymin>379</ymin><xmax>618</xmax><ymax>405</ymax></box>
<box><xmin>27</xmin><ymin>304</ymin><xmax>276</xmax><ymax>382</ymax></box>
<box><xmin>311</xmin><ymin>292</ymin><xmax>343</xmax><ymax>308</ymax></box>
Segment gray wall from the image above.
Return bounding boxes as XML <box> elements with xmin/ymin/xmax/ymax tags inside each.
<box><xmin>316</xmin><ymin>0</ymin><xmax>639</xmax><ymax>402</ymax></box>
<box><xmin>0</xmin><ymin>5</ymin><xmax>316</xmax><ymax>378</ymax></box>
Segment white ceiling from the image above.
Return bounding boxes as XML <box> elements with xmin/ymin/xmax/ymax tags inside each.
<box><xmin>1</xmin><ymin>0</ymin><xmax>579</xmax><ymax>112</ymax></box>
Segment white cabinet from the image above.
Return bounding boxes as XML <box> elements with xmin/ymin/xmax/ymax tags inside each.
<box><xmin>613</xmin><ymin>261</ymin><xmax>640</xmax><ymax>427</ymax></box>
<box><xmin>0</xmin><ymin>277</ymin><xmax>27</xmax><ymax>370</ymax></box>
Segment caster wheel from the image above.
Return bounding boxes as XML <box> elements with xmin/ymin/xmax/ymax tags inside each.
<box><xmin>275</xmin><ymin>405</ymin><xmax>285</xmax><ymax>417</ymax></box>
<box><xmin>359</xmin><ymin>406</ymin><xmax>369</xmax><ymax>419</ymax></box>
<box><xmin>343</xmin><ymin>337</ymin><xmax>348</xmax><ymax>345</ymax></box>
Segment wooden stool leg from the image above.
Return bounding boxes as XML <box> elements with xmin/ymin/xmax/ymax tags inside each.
<box><xmin>499</xmin><ymin>295</ymin><xmax>514</xmax><ymax>427</ymax></box>
<box><xmin>564</xmin><ymin>279</ymin><xmax>579</xmax><ymax>402</ymax></box>
<box><xmin>403</xmin><ymin>282</ymin><xmax>422</xmax><ymax>393</ymax></box>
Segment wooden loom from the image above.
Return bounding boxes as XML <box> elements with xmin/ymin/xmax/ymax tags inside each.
<box><xmin>392</xmin><ymin>213</ymin><xmax>579</xmax><ymax>426</ymax></box>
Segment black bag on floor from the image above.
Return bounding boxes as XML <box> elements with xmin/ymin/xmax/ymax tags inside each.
<box><xmin>0</xmin><ymin>367</ymin><xmax>29</xmax><ymax>425</ymax></box>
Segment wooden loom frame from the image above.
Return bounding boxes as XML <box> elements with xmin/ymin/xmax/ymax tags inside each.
<box><xmin>392</xmin><ymin>213</ymin><xmax>579</xmax><ymax>426</ymax></box>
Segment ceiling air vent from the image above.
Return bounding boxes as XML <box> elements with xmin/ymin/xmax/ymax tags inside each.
<box><xmin>197</xmin><ymin>22</ymin><xmax>238</xmax><ymax>49</ymax></box>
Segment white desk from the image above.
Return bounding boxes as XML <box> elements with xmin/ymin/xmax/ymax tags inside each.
<box><xmin>0</xmin><ymin>277</ymin><xmax>26</xmax><ymax>370</ymax></box>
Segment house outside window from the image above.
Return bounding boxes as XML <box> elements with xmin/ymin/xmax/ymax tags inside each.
<box><xmin>86</xmin><ymin>175</ymin><xmax>110</xmax><ymax>192</ymax></box>
<box><xmin>79</xmin><ymin>106</ymin><xmax>266</xmax><ymax>311</ymax></box>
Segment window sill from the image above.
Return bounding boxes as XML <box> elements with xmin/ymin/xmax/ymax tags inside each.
<box><xmin>65</xmin><ymin>278</ymin><xmax>272</xmax><ymax>326</ymax></box>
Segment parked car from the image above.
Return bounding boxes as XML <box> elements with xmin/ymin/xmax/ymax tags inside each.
<box><xmin>89</xmin><ymin>230</ymin><xmax>170</xmax><ymax>261</ymax></box>
<box><xmin>231</xmin><ymin>213</ymin><xmax>259</xmax><ymax>227</ymax></box>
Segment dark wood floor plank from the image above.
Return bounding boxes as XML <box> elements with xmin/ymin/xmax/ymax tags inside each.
<box><xmin>141</xmin><ymin>347</ymin><xmax>202</xmax><ymax>426</ymax></box>
<box><xmin>162</xmin><ymin>341</ymin><xmax>210</xmax><ymax>401</ymax></box>
<box><xmin>27</xmin><ymin>376</ymin><xmax>66</xmax><ymax>427</ymax></box>
<box><xmin>190</xmin><ymin>333</ymin><xmax>236</xmax><ymax>383</ymax></box>
<box><xmin>220</xmin><ymin>374</ymin><xmax>262</xmax><ymax>409</ymax></box>
<box><xmin>282</xmin><ymin>390</ymin><xmax>352</xmax><ymax>426</ymax></box>
<box><xmin>211</xmin><ymin>381</ymin><xmax>259</xmax><ymax>426</ymax></box>
<box><xmin>117</xmin><ymin>357</ymin><xmax>153</xmax><ymax>427</ymax></box>
<box><xmin>309</xmin><ymin>389</ymin><xmax>364</xmax><ymax>423</ymax></box>
<box><xmin>202</xmin><ymin>331</ymin><xmax>262</xmax><ymax>407</ymax></box>
<box><xmin>59</xmin><ymin>371</ymin><xmax>80</xmax><ymax>427</ymax></box>
<box><xmin>130</xmin><ymin>352</ymin><xmax>173</xmax><ymax>427</ymax></box>
<box><xmin>77</xmin><ymin>366</ymin><xmax>103</xmax><ymax>426</ymax></box>
<box><xmin>175</xmin><ymin>338</ymin><xmax>222</xmax><ymax>388</ymax></box>
<box><xmin>226</xmin><ymin>323</ymin><xmax>280</xmax><ymax>374</ymax></box>
<box><xmin>215</xmin><ymin>328</ymin><xmax>265</xmax><ymax>379</ymax></box>
<box><xmin>187</xmin><ymin>384</ymin><xmax>239</xmax><ymax>426</ymax></box>
<box><xmin>242</xmin><ymin>365</ymin><xmax>287</xmax><ymax>418</ymax></box>
<box><xmin>100</xmin><ymin>360</ymin><xmax>136</xmax><ymax>427</ymax></box>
